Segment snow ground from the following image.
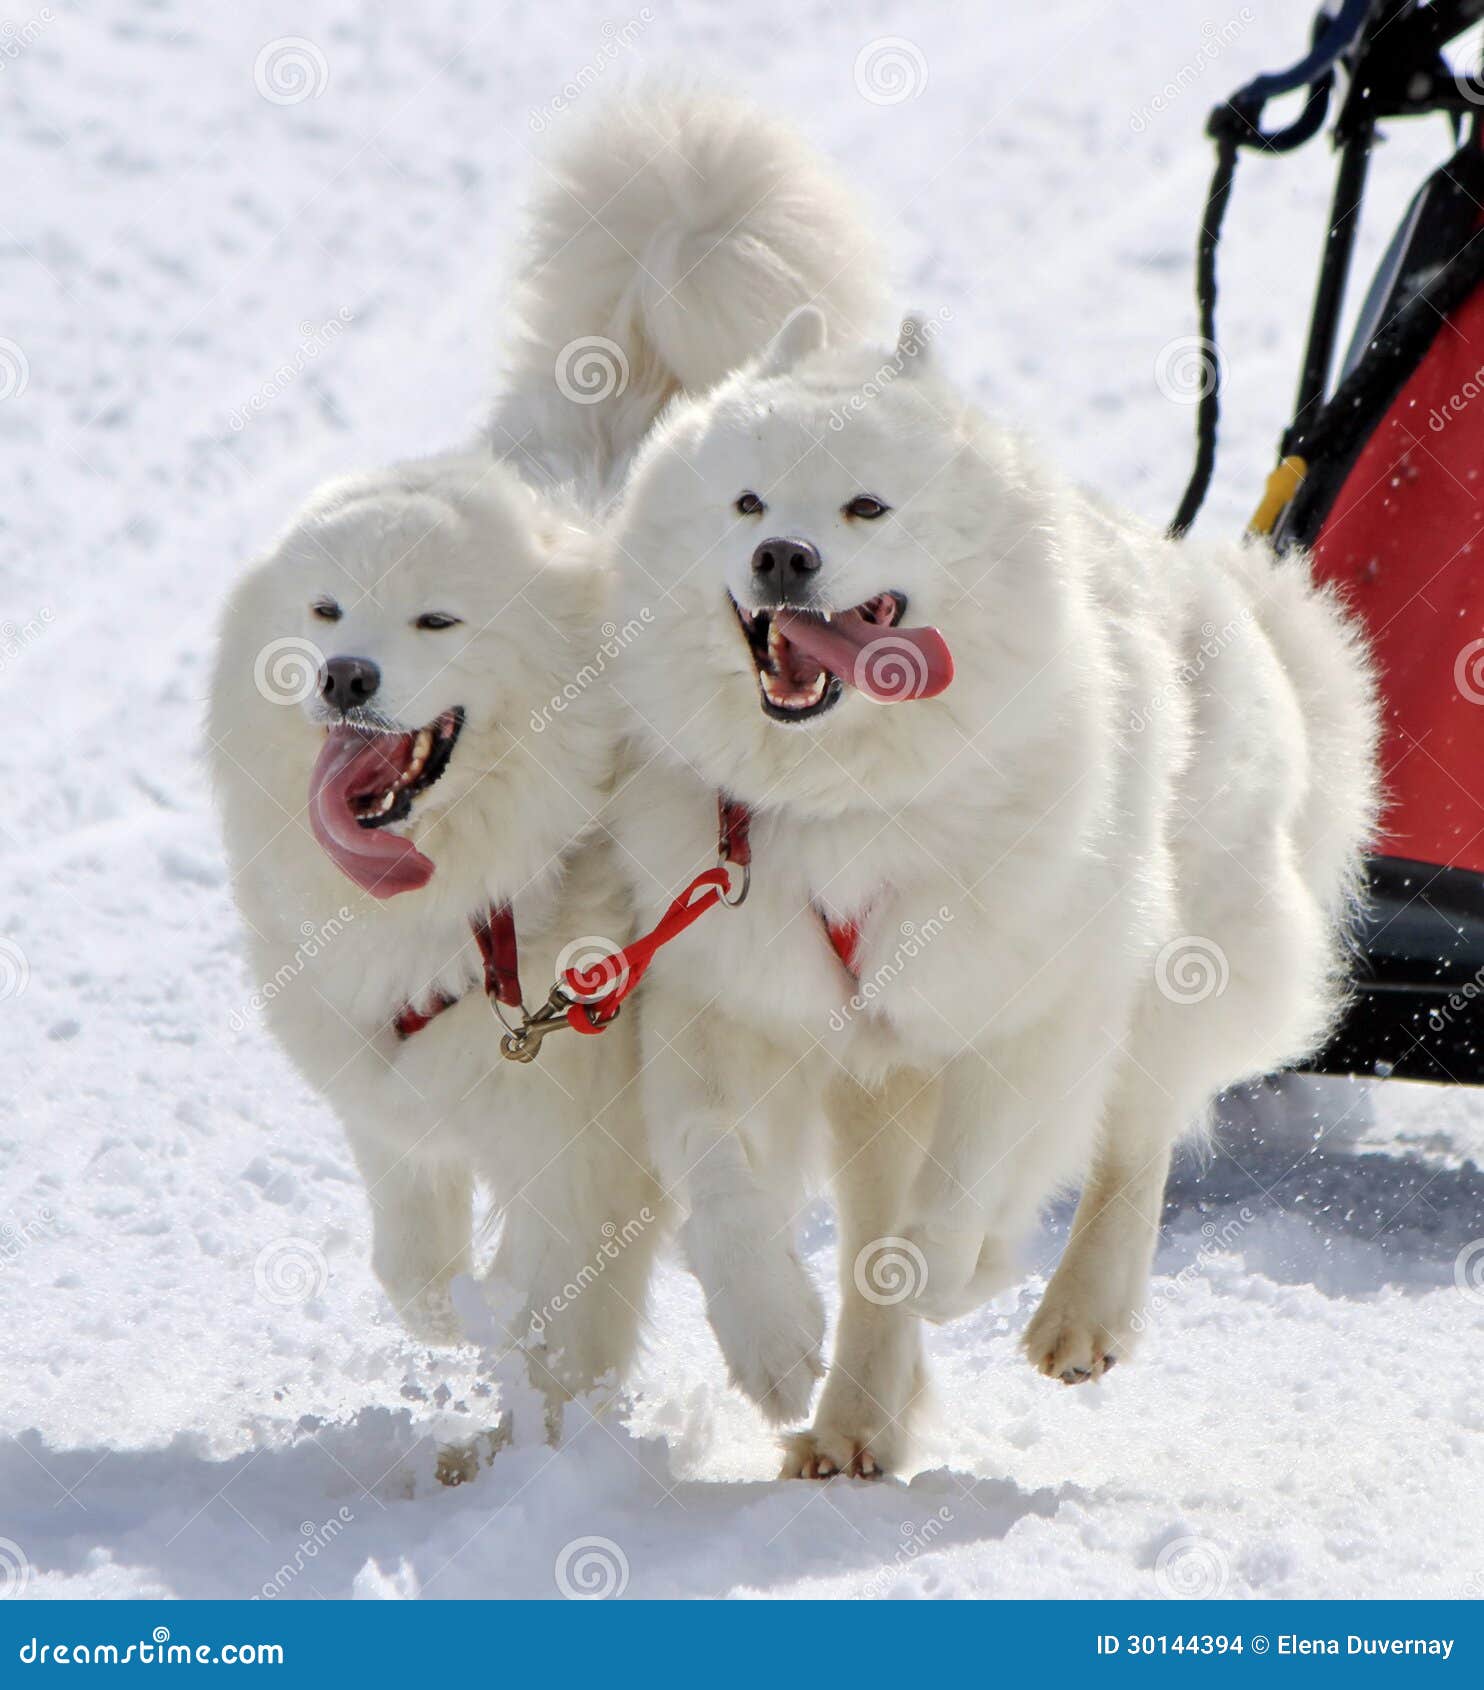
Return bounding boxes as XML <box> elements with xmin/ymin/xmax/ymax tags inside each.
<box><xmin>4</xmin><ymin>0</ymin><xmax>1484</xmax><ymax>1601</ymax></box>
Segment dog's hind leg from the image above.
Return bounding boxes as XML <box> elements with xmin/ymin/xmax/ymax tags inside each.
<box><xmin>1022</xmin><ymin>1056</ymin><xmax>1183</xmax><ymax>1383</ymax></box>
<box><xmin>782</xmin><ymin>1069</ymin><xmax>936</xmax><ymax>1480</ymax></box>
<box><xmin>346</xmin><ymin>1129</ymin><xmax>472</xmax><ymax>1345</ymax></box>
<box><xmin>899</xmin><ymin>1032</ymin><xmax>1117</xmax><ymax>1325</ymax></box>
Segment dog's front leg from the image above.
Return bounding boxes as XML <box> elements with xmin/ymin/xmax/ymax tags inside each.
<box><xmin>783</xmin><ymin>1069</ymin><xmax>935</xmax><ymax>1479</ymax></box>
<box><xmin>645</xmin><ymin>999</ymin><xmax>825</xmax><ymax>1426</ymax></box>
<box><xmin>345</xmin><ymin>1126</ymin><xmax>472</xmax><ymax>1345</ymax></box>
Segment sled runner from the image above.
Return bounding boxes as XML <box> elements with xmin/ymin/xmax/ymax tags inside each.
<box><xmin>1173</xmin><ymin>0</ymin><xmax>1484</xmax><ymax>1083</ymax></box>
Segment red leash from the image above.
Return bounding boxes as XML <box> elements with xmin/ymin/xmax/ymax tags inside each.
<box><xmin>394</xmin><ymin>796</ymin><xmax>751</xmax><ymax>1061</ymax></box>
<box><xmin>394</xmin><ymin>795</ymin><xmax>860</xmax><ymax>1060</ymax></box>
<box><xmin>562</xmin><ymin>794</ymin><xmax>752</xmax><ymax>1033</ymax></box>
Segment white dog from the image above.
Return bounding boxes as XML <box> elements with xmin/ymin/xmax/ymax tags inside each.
<box><xmin>609</xmin><ymin>305</ymin><xmax>1379</xmax><ymax>1477</ymax></box>
<box><xmin>206</xmin><ymin>90</ymin><xmax>882</xmax><ymax>1425</ymax></box>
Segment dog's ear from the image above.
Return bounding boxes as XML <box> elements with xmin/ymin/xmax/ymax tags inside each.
<box><xmin>756</xmin><ymin>305</ymin><xmax>828</xmax><ymax>377</ymax></box>
<box><xmin>895</xmin><ymin>312</ymin><xmax>937</xmax><ymax>377</ymax></box>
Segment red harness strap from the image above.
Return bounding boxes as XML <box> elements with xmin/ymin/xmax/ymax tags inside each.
<box><xmin>392</xmin><ymin>990</ymin><xmax>458</xmax><ymax>1041</ymax></box>
<box><xmin>471</xmin><ymin>905</ymin><xmax>523</xmax><ymax>1009</ymax></box>
<box><xmin>820</xmin><ymin>912</ymin><xmax>863</xmax><ymax>980</ymax></box>
<box><xmin>395</xmin><ymin>792</ymin><xmax>861</xmax><ymax>1050</ymax></box>
<box><xmin>393</xmin><ymin>901</ymin><xmax>521</xmax><ymax>1040</ymax></box>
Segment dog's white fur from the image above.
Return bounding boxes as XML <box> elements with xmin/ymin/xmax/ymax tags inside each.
<box><xmin>207</xmin><ymin>90</ymin><xmax>881</xmax><ymax>1422</ymax></box>
<box><xmin>610</xmin><ymin>306</ymin><xmax>1380</xmax><ymax>1476</ymax></box>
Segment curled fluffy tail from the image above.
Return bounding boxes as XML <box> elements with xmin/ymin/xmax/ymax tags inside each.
<box><xmin>491</xmin><ymin>84</ymin><xmax>884</xmax><ymax>497</ymax></box>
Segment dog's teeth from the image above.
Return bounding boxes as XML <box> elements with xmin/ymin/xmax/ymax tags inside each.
<box><xmin>760</xmin><ymin>667</ymin><xmax>827</xmax><ymax>711</ymax></box>
<box><xmin>413</xmin><ymin>728</ymin><xmax>433</xmax><ymax>763</ymax></box>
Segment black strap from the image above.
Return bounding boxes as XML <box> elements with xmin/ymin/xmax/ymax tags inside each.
<box><xmin>1167</xmin><ymin>123</ymin><xmax>1238</xmax><ymax>541</ymax></box>
<box><xmin>1167</xmin><ymin>7</ymin><xmax>1362</xmax><ymax>539</ymax></box>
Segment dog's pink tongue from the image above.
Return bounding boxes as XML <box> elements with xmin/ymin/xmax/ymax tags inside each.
<box><xmin>774</xmin><ymin>611</ymin><xmax>954</xmax><ymax>702</ymax></box>
<box><xmin>308</xmin><ymin>727</ymin><xmax>434</xmax><ymax>898</ymax></box>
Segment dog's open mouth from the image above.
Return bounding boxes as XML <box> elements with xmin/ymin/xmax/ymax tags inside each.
<box><xmin>307</xmin><ymin>709</ymin><xmax>464</xmax><ymax>898</ymax></box>
<box><xmin>730</xmin><ymin>591</ymin><xmax>954</xmax><ymax>722</ymax></box>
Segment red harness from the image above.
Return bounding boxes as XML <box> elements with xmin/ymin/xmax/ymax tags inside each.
<box><xmin>394</xmin><ymin>794</ymin><xmax>862</xmax><ymax>1058</ymax></box>
<box><xmin>820</xmin><ymin>912</ymin><xmax>863</xmax><ymax>980</ymax></box>
<box><xmin>391</xmin><ymin>903</ymin><xmax>523</xmax><ymax>1040</ymax></box>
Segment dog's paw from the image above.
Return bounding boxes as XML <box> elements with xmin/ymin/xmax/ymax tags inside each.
<box><xmin>779</xmin><ymin>1427</ymin><xmax>892</xmax><ymax>1481</ymax></box>
<box><xmin>705</xmin><ymin>1247</ymin><xmax>826</xmax><ymax>1425</ymax></box>
<box><xmin>434</xmin><ymin>1414</ymin><xmax>513</xmax><ymax>1487</ymax></box>
<box><xmin>387</xmin><ymin>1279</ymin><xmax>467</xmax><ymax>1347</ymax></box>
<box><xmin>1022</xmin><ymin>1283</ymin><xmax>1127</xmax><ymax>1384</ymax></box>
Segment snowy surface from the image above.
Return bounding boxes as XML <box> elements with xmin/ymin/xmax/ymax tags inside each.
<box><xmin>5</xmin><ymin>0</ymin><xmax>1484</xmax><ymax>1600</ymax></box>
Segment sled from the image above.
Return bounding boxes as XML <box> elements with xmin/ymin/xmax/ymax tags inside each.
<box><xmin>1173</xmin><ymin>0</ymin><xmax>1484</xmax><ymax>1083</ymax></box>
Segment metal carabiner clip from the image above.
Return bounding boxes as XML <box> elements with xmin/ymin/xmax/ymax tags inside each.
<box><xmin>497</xmin><ymin>982</ymin><xmax>577</xmax><ymax>1064</ymax></box>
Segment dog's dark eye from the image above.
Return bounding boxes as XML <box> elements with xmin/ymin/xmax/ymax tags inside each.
<box><xmin>735</xmin><ymin>491</ymin><xmax>765</xmax><ymax>516</ymax></box>
<box><xmin>312</xmin><ymin>599</ymin><xmax>342</xmax><ymax>622</ymax></box>
<box><xmin>844</xmin><ymin>495</ymin><xmax>890</xmax><ymax>520</ymax></box>
<box><xmin>415</xmin><ymin>612</ymin><xmax>463</xmax><ymax>631</ymax></box>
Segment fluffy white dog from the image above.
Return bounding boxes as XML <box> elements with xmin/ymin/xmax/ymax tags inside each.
<box><xmin>207</xmin><ymin>91</ymin><xmax>881</xmax><ymax>1425</ymax></box>
<box><xmin>609</xmin><ymin>306</ymin><xmax>1379</xmax><ymax>1477</ymax></box>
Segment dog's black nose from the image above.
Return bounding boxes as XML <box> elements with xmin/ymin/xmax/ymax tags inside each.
<box><xmin>321</xmin><ymin>655</ymin><xmax>380</xmax><ymax>709</ymax></box>
<box><xmin>751</xmin><ymin>536</ymin><xmax>822</xmax><ymax>600</ymax></box>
